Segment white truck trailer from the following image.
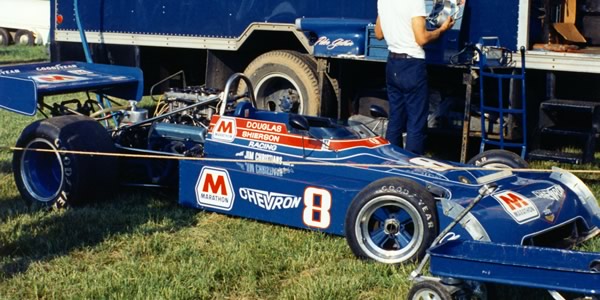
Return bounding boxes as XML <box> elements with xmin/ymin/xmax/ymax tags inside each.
<box><xmin>0</xmin><ymin>0</ymin><xmax>50</xmax><ymax>46</ymax></box>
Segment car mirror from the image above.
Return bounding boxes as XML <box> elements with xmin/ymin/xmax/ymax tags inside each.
<box><xmin>370</xmin><ymin>105</ymin><xmax>388</xmax><ymax>119</ymax></box>
<box><xmin>290</xmin><ymin>114</ymin><xmax>310</xmax><ymax>131</ymax></box>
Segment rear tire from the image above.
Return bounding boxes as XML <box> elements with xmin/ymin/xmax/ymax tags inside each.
<box><xmin>13</xmin><ymin>115</ymin><xmax>118</xmax><ymax>209</ymax></box>
<box><xmin>14</xmin><ymin>30</ymin><xmax>35</xmax><ymax>46</ymax></box>
<box><xmin>345</xmin><ymin>177</ymin><xmax>438</xmax><ymax>264</ymax></box>
<box><xmin>467</xmin><ymin>149</ymin><xmax>528</xmax><ymax>169</ymax></box>
<box><xmin>241</xmin><ymin>50</ymin><xmax>324</xmax><ymax>116</ymax></box>
<box><xmin>0</xmin><ymin>28</ymin><xmax>11</xmax><ymax>46</ymax></box>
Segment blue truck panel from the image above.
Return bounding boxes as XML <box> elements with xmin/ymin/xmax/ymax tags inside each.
<box><xmin>55</xmin><ymin>0</ymin><xmax>522</xmax><ymax>54</ymax></box>
<box><xmin>56</xmin><ymin>0</ymin><xmax>377</xmax><ymax>38</ymax></box>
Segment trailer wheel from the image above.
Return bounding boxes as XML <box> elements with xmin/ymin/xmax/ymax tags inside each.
<box><xmin>0</xmin><ymin>28</ymin><xmax>11</xmax><ymax>46</ymax></box>
<box><xmin>242</xmin><ymin>50</ymin><xmax>322</xmax><ymax>116</ymax></box>
<box><xmin>408</xmin><ymin>281</ymin><xmax>453</xmax><ymax>300</ymax></box>
<box><xmin>14</xmin><ymin>30</ymin><xmax>35</xmax><ymax>46</ymax></box>
<box><xmin>345</xmin><ymin>177</ymin><xmax>438</xmax><ymax>264</ymax></box>
<box><xmin>467</xmin><ymin>149</ymin><xmax>528</xmax><ymax>169</ymax></box>
<box><xmin>13</xmin><ymin>115</ymin><xmax>117</xmax><ymax>209</ymax></box>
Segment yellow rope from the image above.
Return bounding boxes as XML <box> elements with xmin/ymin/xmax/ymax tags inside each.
<box><xmin>2</xmin><ymin>145</ymin><xmax>600</xmax><ymax>174</ymax></box>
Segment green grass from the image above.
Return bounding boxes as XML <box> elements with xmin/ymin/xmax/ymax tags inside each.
<box><xmin>0</xmin><ymin>48</ymin><xmax>599</xmax><ymax>300</ymax></box>
<box><xmin>0</xmin><ymin>45</ymin><xmax>49</xmax><ymax>65</ymax></box>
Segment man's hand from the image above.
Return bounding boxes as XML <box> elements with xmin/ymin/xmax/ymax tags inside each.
<box><xmin>440</xmin><ymin>16</ymin><xmax>455</xmax><ymax>32</ymax></box>
<box><xmin>412</xmin><ymin>15</ymin><xmax>454</xmax><ymax>46</ymax></box>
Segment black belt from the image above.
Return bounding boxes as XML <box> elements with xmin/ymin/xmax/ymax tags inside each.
<box><xmin>388</xmin><ymin>52</ymin><xmax>410</xmax><ymax>59</ymax></box>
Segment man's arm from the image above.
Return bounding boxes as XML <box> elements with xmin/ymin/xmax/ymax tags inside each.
<box><xmin>412</xmin><ymin>16</ymin><xmax>454</xmax><ymax>46</ymax></box>
<box><xmin>375</xmin><ymin>16</ymin><xmax>384</xmax><ymax>40</ymax></box>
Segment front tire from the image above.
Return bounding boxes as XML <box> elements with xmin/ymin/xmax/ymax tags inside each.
<box><xmin>408</xmin><ymin>281</ymin><xmax>454</xmax><ymax>300</ymax></box>
<box><xmin>13</xmin><ymin>115</ymin><xmax>117</xmax><ymax>209</ymax></box>
<box><xmin>345</xmin><ymin>177</ymin><xmax>438</xmax><ymax>264</ymax></box>
<box><xmin>467</xmin><ymin>149</ymin><xmax>528</xmax><ymax>169</ymax></box>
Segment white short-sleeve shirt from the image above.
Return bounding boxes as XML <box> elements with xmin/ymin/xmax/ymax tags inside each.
<box><xmin>377</xmin><ymin>0</ymin><xmax>427</xmax><ymax>59</ymax></box>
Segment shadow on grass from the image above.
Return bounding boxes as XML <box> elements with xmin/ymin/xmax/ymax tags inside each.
<box><xmin>0</xmin><ymin>188</ymin><xmax>197</xmax><ymax>279</ymax></box>
<box><xmin>0</xmin><ymin>159</ymin><xmax>13</xmax><ymax>174</ymax></box>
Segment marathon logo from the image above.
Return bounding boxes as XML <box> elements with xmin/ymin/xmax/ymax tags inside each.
<box><xmin>31</xmin><ymin>74</ymin><xmax>87</xmax><ymax>83</ymax></box>
<box><xmin>239</xmin><ymin>188</ymin><xmax>301</xmax><ymax>211</ymax></box>
<box><xmin>532</xmin><ymin>185</ymin><xmax>565</xmax><ymax>202</ymax></box>
<box><xmin>212</xmin><ymin>117</ymin><xmax>237</xmax><ymax>142</ymax></box>
<box><xmin>195</xmin><ymin>167</ymin><xmax>235</xmax><ymax>210</ymax></box>
<box><xmin>493</xmin><ymin>191</ymin><xmax>540</xmax><ymax>224</ymax></box>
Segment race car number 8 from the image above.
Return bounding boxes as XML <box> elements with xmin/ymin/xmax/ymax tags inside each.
<box><xmin>303</xmin><ymin>187</ymin><xmax>332</xmax><ymax>229</ymax></box>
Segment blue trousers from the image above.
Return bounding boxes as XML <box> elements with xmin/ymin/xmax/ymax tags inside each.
<box><xmin>385</xmin><ymin>56</ymin><xmax>428</xmax><ymax>154</ymax></box>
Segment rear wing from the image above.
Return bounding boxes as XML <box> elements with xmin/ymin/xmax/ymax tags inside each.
<box><xmin>0</xmin><ymin>62</ymin><xmax>143</xmax><ymax>116</ymax></box>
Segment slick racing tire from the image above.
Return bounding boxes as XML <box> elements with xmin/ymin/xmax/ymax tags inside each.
<box><xmin>241</xmin><ymin>50</ymin><xmax>329</xmax><ymax>116</ymax></box>
<box><xmin>408</xmin><ymin>281</ymin><xmax>453</xmax><ymax>300</ymax></box>
<box><xmin>345</xmin><ymin>177</ymin><xmax>438</xmax><ymax>264</ymax></box>
<box><xmin>14</xmin><ymin>30</ymin><xmax>35</xmax><ymax>46</ymax></box>
<box><xmin>13</xmin><ymin>115</ymin><xmax>118</xmax><ymax>209</ymax></box>
<box><xmin>0</xmin><ymin>28</ymin><xmax>11</xmax><ymax>46</ymax></box>
<box><xmin>467</xmin><ymin>149</ymin><xmax>528</xmax><ymax>169</ymax></box>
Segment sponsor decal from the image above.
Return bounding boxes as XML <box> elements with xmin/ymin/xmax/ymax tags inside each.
<box><xmin>67</xmin><ymin>69</ymin><xmax>94</xmax><ymax>75</ymax></box>
<box><xmin>35</xmin><ymin>64</ymin><xmax>77</xmax><ymax>71</ymax></box>
<box><xmin>409</xmin><ymin>157</ymin><xmax>452</xmax><ymax>171</ymax></box>
<box><xmin>0</xmin><ymin>69</ymin><xmax>20</xmax><ymax>75</ymax></box>
<box><xmin>31</xmin><ymin>74</ymin><xmax>87</xmax><ymax>83</ymax></box>
<box><xmin>315</xmin><ymin>36</ymin><xmax>355</xmax><ymax>50</ymax></box>
<box><xmin>245</xmin><ymin>121</ymin><xmax>283</xmax><ymax>133</ymax></box>
<box><xmin>239</xmin><ymin>188</ymin><xmax>301</xmax><ymax>211</ymax></box>
<box><xmin>493</xmin><ymin>191</ymin><xmax>540</xmax><ymax>224</ymax></box>
<box><xmin>212</xmin><ymin>117</ymin><xmax>236</xmax><ymax>142</ymax></box>
<box><xmin>532</xmin><ymin>185</ymin><xmax>565</xmax><ymax>202</ymax></box>
<box><xmin>238</xmin><ymin>162</ymin><xmax>293</xmax><ymax>177</ymax></box>
<box><xmin>248</xmin><ymin>141</ymin><xmax>277</xmax><ymax>151</ymax></box>
<box><xmin>241</xmin><ymin>130</ymin><xmax>280</xmax><ymax>142</ymax></box>
<box><xmin>240</xmin><ymin>151</ymin><xmax>283</xmax><ymax>164</ymax></box>
<box><xmin>195</xmin><ymin>167</ymin><xmax>235</xmax><ymax>210</ymax></box>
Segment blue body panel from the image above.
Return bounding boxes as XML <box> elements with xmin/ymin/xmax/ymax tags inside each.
<box><xmin>0</xmin><ymin>62</ymin><xmax>143</xmax><ymax>116</ymax></box>
<box><xmin>178</xmin><ymin>110</ymin><xmax>600</xmax><ymax>245</ymax></box>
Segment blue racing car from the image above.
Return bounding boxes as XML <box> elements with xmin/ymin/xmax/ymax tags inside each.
<box><xmin>2</xmin><ymin>62</ymin><xmax>600</xmax><ymax>265</ymax></box>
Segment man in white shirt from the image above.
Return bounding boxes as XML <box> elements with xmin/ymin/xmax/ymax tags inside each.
<box><xmin>375</xmin><ymin>0</ymin><xmax>454</xmax><ymax>154</ymax></box>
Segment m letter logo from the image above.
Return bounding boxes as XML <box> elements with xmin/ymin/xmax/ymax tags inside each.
<box><xmin>493</xmin><ymin>191</ymin><xmax>540</xmax><ymax>224</ymax></box>
<box><xmin>212</xmin><ymin>117</ymin><xmax>236</xmax><ymax>142</ymax></box>
<box><xmin>195</xmin><ymin>167</ymin><xmax>235</xmax><ymax>210</ymax></box>
<box><xmin>31</xmin><ymin>74</ymin><xmax>85</xmax><ymax>83</ymax></box>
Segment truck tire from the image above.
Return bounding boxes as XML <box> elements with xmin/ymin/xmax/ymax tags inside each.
<box><xmin>14</xmin><ymin>30</ymin><xmax>35</xmax><ymax>46</ymax></box>
<box><xmin>242</xmin><ymin>50</ymin><xmax>322</xmax><ymax>116</ymax></box>
<box><xmin>344</xmin><ymin>177</ymin><xmax>438</xmax><ymax>264</ymax></box>
<box><xmin>0</xmin><ymin>28</ymin><xmax>11</xmax><ymax>46</ymax></box>
<box><xmin>467</xmin><ymin>149</ymin><xmax>529</xmax><ymax>169</ymax></box>
<box><xmin>13</xmin><ymin>115</ymin><xmax>118</xmax><ymax>209</ymax></box>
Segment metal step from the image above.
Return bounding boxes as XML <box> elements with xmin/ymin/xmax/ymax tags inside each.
<box><xmin>540</xmin><ymin>127</ymin><xmax>595</xmax><ymax>138</ymax></box>
<box><xmin>540</xmin><ymin>99</ymin><xmax>600</xmax><ymax>114</ymax></box>
<box><xmin>528</xmin><ymin>150</ymin><xmax>585</xmax><ymax>164</ymax></box>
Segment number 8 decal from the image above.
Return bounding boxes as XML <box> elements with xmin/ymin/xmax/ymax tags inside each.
<box><xmin>303</xmin><ymin>187</ymin><xmax>332</xmax><ymax>229</ymax></box>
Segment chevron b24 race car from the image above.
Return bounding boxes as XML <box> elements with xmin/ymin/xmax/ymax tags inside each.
<box><xmin>3</xmin><ymin>62</ymin><xmax>600</xmax><ymax>265</ymax></box>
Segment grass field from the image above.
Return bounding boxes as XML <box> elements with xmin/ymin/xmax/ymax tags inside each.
<box><xmin>0</xmin><ymin>46</ymin><xmax>599</xmax><ymax>299</ymax></box>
